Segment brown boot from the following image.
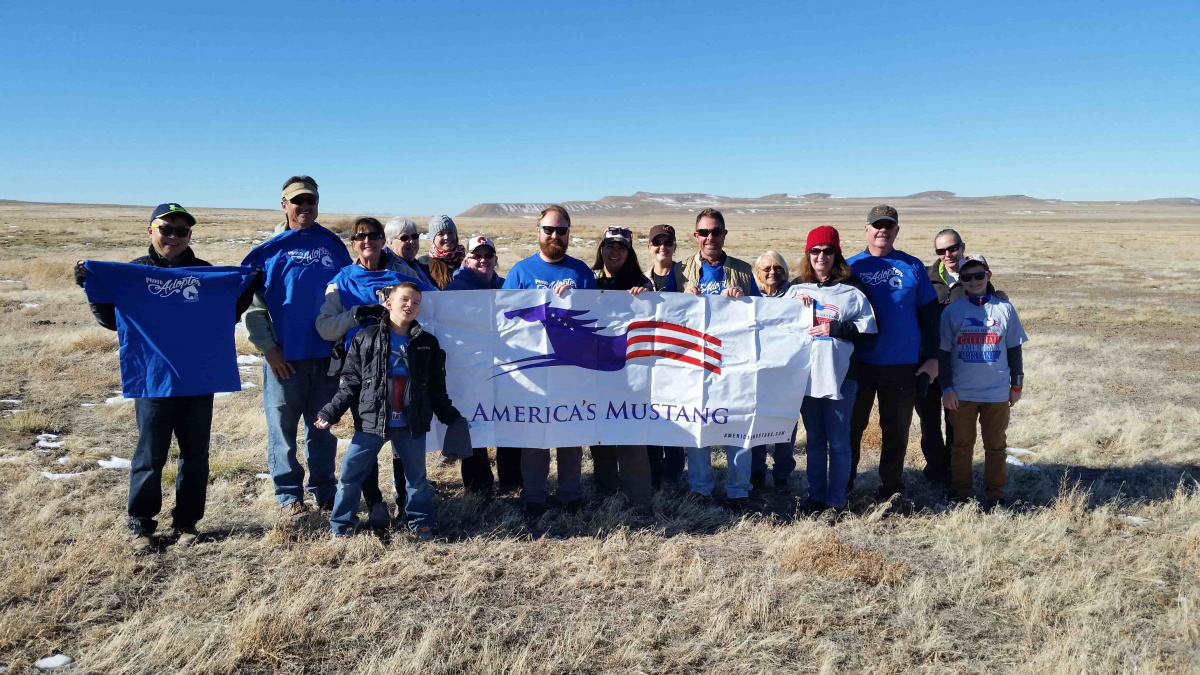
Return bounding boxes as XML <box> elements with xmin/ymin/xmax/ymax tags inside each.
<box><xmin>174</xmin><ymin>525</ymin><xmax>200</xmax><ymax>547</ymax></box>
<box><xmin>281</xmin><ymin>500</ymin><xmax>309</xmax><ymax>525</ymax></box>
<box><xmin>131</xmin><ymin>534</ymin><xmax>155</xmax><ymax>555</ymax></box>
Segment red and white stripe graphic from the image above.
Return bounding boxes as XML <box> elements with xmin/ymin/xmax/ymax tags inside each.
<box><xmin>625</xmin><ymin>320</ymin><xmax>722</xmax><ymax>374</ymax></box>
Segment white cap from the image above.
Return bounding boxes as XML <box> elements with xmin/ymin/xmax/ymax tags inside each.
<box><xmin>467</xmin><ymin>235</ymin><xmax>495</xmax><ymax>253</ymax></box>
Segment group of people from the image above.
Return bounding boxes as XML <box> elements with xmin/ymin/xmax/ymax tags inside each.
<box><xmin>76</xmin><ymin>176</ymin><xmax>1028</xmax><ymax>553</ymax></box>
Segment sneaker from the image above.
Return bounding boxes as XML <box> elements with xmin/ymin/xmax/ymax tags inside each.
<box><xmin>281</xmin><ymin>500</ymin><xmax>309</xmax><ymax>525</ymax></box>
<box><xmin>367</xmin><ymin>502</ymin><xmax>391</xmax><ymax>529</ymax></box>
<box><xmin>131</xmin><ymin>534</ymin><xmax>155</xmax><ymax>555</ymax></box>
<box><xmin>413</xmin><ymin>525</ymin><xmax>435</xmax><ymax>542</ymax></box>
<box><xmin>524</xmin><ymin>502</ymin><xmax>547</xmax><ymax>518</ymax></box>
<box><xmin>174</xmin><ymin>525</ymin><xmax>200</xmax><ymax>547</ymax></box>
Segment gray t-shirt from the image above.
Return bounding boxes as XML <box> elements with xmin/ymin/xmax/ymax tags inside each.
<box><xmin>785</xmin><ymin>281</ymin><xmax>877</xmax><ymax>400</ymax></box>
<box><xmin>939</xmin><ymin>295</ymin><xmax>1028</xmax><ymax>403</ymax></box>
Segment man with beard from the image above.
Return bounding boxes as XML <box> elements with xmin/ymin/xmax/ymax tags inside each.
<box><xmin>501</xmin><ymin>205</ymin><xmax>597</xmax><ymax>516</ymax></box>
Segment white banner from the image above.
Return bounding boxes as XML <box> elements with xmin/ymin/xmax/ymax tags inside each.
<box><xmin>420</xmin><ymin>289</ymin><xmax>819</xmax><ymax>450</ymax></box>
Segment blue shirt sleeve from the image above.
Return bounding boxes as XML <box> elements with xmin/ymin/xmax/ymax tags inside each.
<box><xmin>747</xmin><ymin>275</ymin><xmax>761</xmax><ymax>297</ymax></box>
<box><xmin>914</xmin><ymin>260</ymin><xmax>938</xmax><ymax>306</ymax></box>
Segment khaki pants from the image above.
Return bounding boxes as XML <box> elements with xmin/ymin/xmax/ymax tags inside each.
<box><xmin>948</xmin><ymin>401</ymin><xmax>1010</xmax><ymax>500</ymax></box>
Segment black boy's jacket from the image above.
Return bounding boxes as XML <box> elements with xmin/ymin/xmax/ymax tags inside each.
<box><xmin>75</xmin><ymin>246</ymin><xmax>260</xmax><ymax>330</ymax></box>
<box><xmin>318</xmin><ymin>320</ymin><xmax>462</xmax><ymax>438</ymax></box>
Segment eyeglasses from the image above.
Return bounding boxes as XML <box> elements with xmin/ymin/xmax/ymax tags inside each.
<box><xmin>695</xmin><ymin>228</ymin><xmax>726</xmax><ymax>238</ymax></box>
<box><xmin>153</xmin><ymin>223</ymin><xmax>191</xmax><ymax>238</ymax></box>
<box><xmin>288</xmin><ymin>196</ymin><xmax>318</xmax><ymax>206</ymax></box>
<box><xmin>935</xmin><ymin>243</ymin><xmax>963</xmax><ymax>255</ymax></box>
<box><xmin>469</xmin><ymin>252</ymin><xmax>496</xmax><ymax>260</ymax></box>
<box><xmin>650</xmin><ymin>237</ymin><xmax>675</xmax><ymax>247</ymax></box>
<box><xmin>809</xmin><ymin>247</ymin><xmax>836</xmax><ymax>257</ymax></box>
<box><xmin>539</xmin><ymin>225</ymin><xmax>569</xmax><ymax>236</ymax></box>
<box><xmin>960</xmin><ymin>271</ymin><xmax>988</xmax><ymax>281</ymax></box>
<box><xmin>351</xmin><ymin>231</ymin><xmax>385</xmax><ymax>241</ymax></box>
<box><xmin>396</xmin><ymin>233</ymin><xmax>418</xmax><ymax>243</ymax></box>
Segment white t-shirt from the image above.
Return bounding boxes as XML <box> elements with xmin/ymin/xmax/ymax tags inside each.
<box><xmin>785</xmin><ymin>281</ymin><xmax>877</xmax><ymax>399</ymax></box>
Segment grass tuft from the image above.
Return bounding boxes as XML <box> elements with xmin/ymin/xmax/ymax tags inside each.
<box><xmin>780</xmin><ymin>530</ymin><xmax>910</xmax><ymax>585</ymax></box>
<box><xmin>1</xmin><ymin>409</ymin><xmax>64</xmax><ymax>434</ymax></box>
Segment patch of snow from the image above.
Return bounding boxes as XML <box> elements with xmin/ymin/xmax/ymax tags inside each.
<box><xmin>255</xmin><ymin>472</ymin><xmax>271</xmax><ymax>479</ymax></box>
<box><xmin>20</xmin><ymin>303</ymin><xmax>39</xmax><ymax>308</ymax></box>
<box><xmin>1006</xmin><ymin>447</ymin><xmax>1036</xmax><ymax>456</ymax></box>
<box><xmin>38</xmin><ymin>433</ymin><xmax>58</xmax><ymax>441</ymax></box>
<box><xmin>241</xmin><ymin>381</ymin><xmax>256</xmax><ymax>390</ymax></box>
<box><xmin>36</xmin><ymin>440</ymin><xmax>64</xmax><ymax>449</ymax></box>
<box><xmin>1038</xmin><ymin>210</ymin><xmax>1055</xmax><ymax>214</ymax></box>
<box><xmin>337</xmin><ymin>438</ymin><xmax>350</xmax><ymax>448</ymax></box>
<box><xmin>2</xmin><ymin>409</ymin><xmax>26</xmax><ymax>415</ymax></box>
<box><xmin>98</xmin><ymin>455</ymin><xmax>132</xmax><ymax>469</ymax></box>
<box><xmin>236</xmin><ymin>354</ymin><xmax>262</xmax><ymax>365</ymax></box>
<box><xmin>105</xmin><ymin>395</ymin><xmax>132</xmax><ymax>405</ymax></box>
<box><xmin>1005</xmin><ymin>455</ymin><xmax>1040</xmax><ymax>471</ymax></box>
<box><xmin>35</xmin><ymin>654</ymin><xmax>74</xmax><ymax>669</ymax></box>
<box><xmin>80</xmin><ymin>403</ymin><xmax>95</xmax><ymax>407</ymax></box>
<box><xmin>1006</xmin><ymin>210</ymin><xmax>1035</xmax><ymax>215</ymax></box>
<box><xmin>56</xmin><ymin>457</ymin><xmax>69</xmax><ymax>464</ymax></box>
<box><xmin>1118</xmin><ymin>513</ymin><xmax>1151</xmax><ymax>526</ymax></box>
<box><xmin>41</xmin><ymin>471</ymin><xmax>86</xmax><ymax>480</ymax></box>
<box><xmin>0</xmin><ymin>399</ymin><xmax>20</xmax><ymax>404</ymax></box>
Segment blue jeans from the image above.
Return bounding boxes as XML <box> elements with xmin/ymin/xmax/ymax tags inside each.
<box><xmin>686</xmin><ymin>445</ymin><xmax>752</xmax><ymax>499</ymax></box>
<box><xmin>801</xmin><ymin>379</ymin><xmax>858</xmax><ymax>508</ymax></box>
<box><xmin>330</xmin><ymin>428</ymin><xmax>433</xmax><ymax>535</ymax></box>
<box><xmin>263</xmin><ymin>357</ymin><xmax>339</xmax><ymax>506</ymax></box>
<box><xmin>750</xmin><ymin>423</ymin><xmax>798</xmax><ymax>485</ymax></box>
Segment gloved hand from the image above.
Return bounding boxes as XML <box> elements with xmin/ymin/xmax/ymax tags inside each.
<box><xmin>74</xmin><ymin>261</ymin><xmax>87</xmax><ymax>288</ymax></box>
<box><xmin>352</xmin><ymin>304</ymin><xmax>387</xmax><ymax>323</ymax></box>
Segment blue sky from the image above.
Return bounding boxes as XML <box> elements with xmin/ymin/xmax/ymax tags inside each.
<box><xmin>1</xmin><ymin>1</ymin><xmax>1197</xmax><ymax>214</ymax></box>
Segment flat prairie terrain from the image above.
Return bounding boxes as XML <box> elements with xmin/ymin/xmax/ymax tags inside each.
<box><xmin>0</xmin><ymin>194</ymin><xmax>1197</xmax><ymax>673</ymax></box>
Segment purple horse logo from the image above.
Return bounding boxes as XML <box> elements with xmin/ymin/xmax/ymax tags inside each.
<box><xmin>494</xmin><ymin>302</ymin><xmax>722</xmax><ymax>377</ymax></box>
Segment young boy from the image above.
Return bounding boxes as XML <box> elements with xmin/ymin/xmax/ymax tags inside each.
<box><xmin>316</xmin><ymin>282</ymin><xmax>464</xmax><ymax>540</ymax></box>
<box><xmin>938</xmin><ymin>256</ymin><xmax>1028</xmax><ymax>508</ymax></box>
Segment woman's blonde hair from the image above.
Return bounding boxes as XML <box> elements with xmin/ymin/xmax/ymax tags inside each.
<box><xmin>753</xmin><ymin>250</ymin><xmax>788</xmax><ymax>288</ymax></box>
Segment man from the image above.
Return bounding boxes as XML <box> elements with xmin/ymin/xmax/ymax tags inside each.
<box><xmin>501</xmin><ymin>205</ymin><xmax>596</xmax><ymax>516</ymax></box>
<box><xmin>75</xmin><ymin>203</ymin><xmax>258</xmax><ymax>553</ymax></box>
<box><xmin>683</xmin><ymin>209</ymin><xmax>761</xmax><ymax>297</ymax></box>
<box><xmin>678</xmin><ymin>209</ymin><xmax>758</xmax><ymax>510</ymax></box>
<box><xmin>846</xmin><ymin>205</ymin><xmax>940</xmax><ymax>504</ymax></box>
<box><xmin>242</xmin><ymin>176</ymin><xmax>352</xmax><ymax>522</ymax></box>
<box><xmin>384</xmin><ymin>216</ymin><xmax>434</xmax><ymax>286</ymax></box>
<box><xmin>444</xmin><ymin>235</ymin><xmax>505</xmax><ymax>290</ymax></box>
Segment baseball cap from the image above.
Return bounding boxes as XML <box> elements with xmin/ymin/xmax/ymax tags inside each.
<box><xmin>467</xmin><ymin>235</ymin><xmax>495</xmax><ymax>254</ymax></box>
<box><xmin>602</xmin><ymin>226</ymin><xmax>633</xmax><ymax>249</ymax></box>
<box><xmin>150</xmin><ymin>203</ymin><xmax>196</xmax><ymax>227</ymax></box>
<box><xmin>959</xmin><ymin>254</ymin><xmax>989</xmax><ymax>271</ymax></box>
<box><xmin>648</xmin><ymin>224</ymin><xmax>676</xmax><ymax>243</ymax></box>
<box><xmin>868</xmin><ymin>204</ymin><xmax>898</xmax><ymax>226</ymax></box>
<box><xmin>282</xmin><ymin>180</ymin><xmax>318</xmax><ymax>201</ymax></box>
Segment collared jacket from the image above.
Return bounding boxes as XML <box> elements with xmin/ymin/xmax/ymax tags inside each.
<box><xmin>681</xmin><ymin>252</ymin><xmax>756</xmax><ymax>295</ymax></box>
<box><xmin>318</xmin><ymin>320</ymin><xmax>462</xmax><ymax>438</ymax></box>
<box><xmin>648</xmin><ymin>261</ymin><xmax>687</xmax><ymax>292</ymax></box>
<box><xmin>75</xmin><ymin>245</ymin><xmax>258</xmax><ymax>331</ymax></box>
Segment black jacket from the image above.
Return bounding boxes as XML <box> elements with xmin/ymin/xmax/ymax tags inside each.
<box><xmin>927</xmin><ymin>262</ymin><xmax>997</xmax><ymax>307</ymax></box>
<box><xmin>76</xmin><ymin>246</ymin><xmax>259</xmax><ymax>331</ymax></box>
<box><xmin>319</xmin><ymin>321</ymin><xmax>462</xmax><ymax>438</ymax></box>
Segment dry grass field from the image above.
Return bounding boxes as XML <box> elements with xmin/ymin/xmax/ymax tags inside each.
<box><xmin>0</xmin><ymin>194</ymin><xmax>1197</xmax><ymax>673</ymax></box>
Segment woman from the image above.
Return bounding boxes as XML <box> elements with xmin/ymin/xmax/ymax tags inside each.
<box><xmin>315</xmin><ymin>217</ymin><xmax>434</xmax><ymax>528</ymax></box>
<box><xmin>786</xmin><ymin>226</ymin><xmax>877</xmax><ymax>515</ymax></box>
<box><xmin>587</xmin><ymin>227</ymin><xmax>654</xmax><ymax>513</ymax></box>
<box><xmin>384</xmin><ymin>216</ymin><xmax>434</xmax><ymax>287</ymax></box>
<box><xmin>749</xmin><ymin>251</ymin><xmax>798</xmax><ymax>493</ymax></box>
<box><xmin>643</xmin><ymin>224</ymin><xmax>687</xmax><ymax>490</ymax></box>
<box><xmin>417</xmin><ymin>215</ymin><xmax>464</xmax><ymax>290</ymax></box>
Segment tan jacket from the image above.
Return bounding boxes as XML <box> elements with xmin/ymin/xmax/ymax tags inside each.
<box><xmin>682</xmin><ymin>252</ymin><xmax>756</xmax><ymax>295</ymax></box>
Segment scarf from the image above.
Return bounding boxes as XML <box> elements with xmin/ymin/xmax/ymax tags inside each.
<box><xmin>429</xmin><ymin>244</ymin><xmax>465</xmax><ymax>266</ymax></box>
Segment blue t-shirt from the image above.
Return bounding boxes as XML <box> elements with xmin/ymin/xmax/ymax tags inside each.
<box><xmin>332</xmin><ymin>251</ymin><xmax>436</xmax><ymax>349</ymax></box>
<box><xmin>847</xmin><ymin>248</ymin><xmax>938</xmax><ymax>365</ymax></box>
<box><xmin>696</xmin><ymin>259</ymin><xmax>762</xmax><ymax>296</ymax></box>
<box><xmin>501</xmin><ymin>254</ymin><xmax>598</xmax><ymax>290</ymax></box>
<box><xmin>940</xmin><ymin>295</ymin><xmax>1028</xmax><ymax>403</ymax></box>
<box><xmin>388</xmin><ymin>332</ymin><xmax>410</xmax><ymax>428</ymax></box>
<box><xmin>83</xmin><ymin>261</ymin><xmax>259</xmax><ymax>398</ymax></box>
<box><xmin>241</xmin><ymin>225</ymin><xmax>352</xmax><ymax>362</ymax></box>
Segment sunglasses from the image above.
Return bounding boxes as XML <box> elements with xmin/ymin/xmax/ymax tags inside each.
<box><xmin>650</xmin><ymin>237</ymin><xmax>675</xmax><ymax>247</ymax></box>
<box><xmin>695</xmin><ymin>228</ymin><xmax>726</xmax><ymax>238</ymax></box>
<box><xmin>289</xmin><ymin>196</ymin><xmax>318</xmax><ymax>206</ymax></box>
<box><xmin>395</xmin><ymin>233</ymin><xmax>418</xmax><ymax>243</ymax></box>
<box><xmin>154</xmin><ymin>224</ymin><xmax>191</xmax><ymax>238</ymax></box>
<box><xmin>960</xmin><ymin>271</ymin><xmax>988</xmax><ymax>282</ymax></box>
<box><xmin>351</xmin><ymin>231</ymin><xmax>385</xmax><ymax>241</ymax></box>
<box><xmin>469</xmin><ymin>251</ymin><xmax>496</xmax><ymax>260</ymax></box>
<box><xmin>763</xmin><ymin>266</ymin><xmax>785</xmax><ymax>275</ymax></box>
<box><xmin>868</xmin><ymin>221</ymin><xmax>896</xmax><ymax>230</ymax></box>
<box><xmin>936</xmin><ymin>243</ymin><xmax>963</xmax><ymax>255</ymax></box>
<box><xmin>809</xmin><ymin>247</ymin><xmax>836</xmax><ymax>257</ymax></box>
<box><xmin>539</xmin><ymin>225</ymin><xmax>569</xmax><ymax>236</ymax></box>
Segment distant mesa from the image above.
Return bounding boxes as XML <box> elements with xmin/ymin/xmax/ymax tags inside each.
<box><xmin>907</xmin><ymin>191</ymin><xmax>956</xmax><ymax>200</ymax></box>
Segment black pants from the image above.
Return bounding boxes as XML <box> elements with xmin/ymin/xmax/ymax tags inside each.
<box><xmin>494</xmin><ymin>447</ymin><xmax>523</xmax><ymax>489</ymax></box>
<box><xmin>914</xmin><ymin>378</ymin><xmax>954</xmax><ymax>481</ymax></box>
<box><xmin>849</xmin><ymin>363</ymin><xmax>918</xmax><ymax>497</ymax></box>
<box><xmin>461</xmin><ymin>447</ymin><xmax>495</xmax><ymax>493</ymax></box>
<box><xmin>128</xmin><ymin>394</ymin><xmax>213</xmax><ymax>535</ymax></box>
<box><xmin>647</xmin><ymin>446</ymin><xmax>686</xmax><ymax>489</ymax></box>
